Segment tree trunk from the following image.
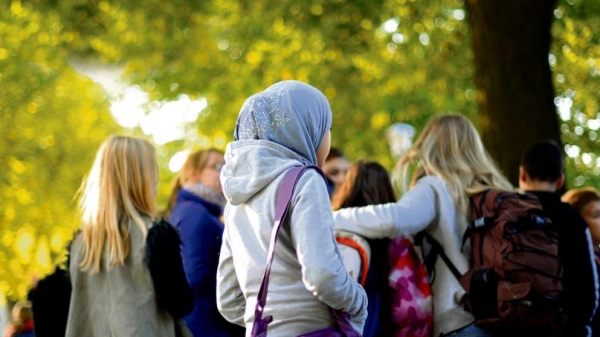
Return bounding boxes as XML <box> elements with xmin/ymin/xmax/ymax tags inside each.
<box><xmin>465</xmin><ymin>0</ymin><xmax>561</xmax><ymax>186</ymax></box>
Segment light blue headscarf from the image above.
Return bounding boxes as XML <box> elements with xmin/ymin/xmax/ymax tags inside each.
<box><xmin>234</xmin><ymin>80</ymin><xmax>333</xmax><ymax>166</ymax></box>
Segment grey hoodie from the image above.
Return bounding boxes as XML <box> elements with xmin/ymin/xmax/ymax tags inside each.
<box><xmin>217</xmin><ymin>139</ymin><xmax>368</xmax><ymax>336</ymax></box>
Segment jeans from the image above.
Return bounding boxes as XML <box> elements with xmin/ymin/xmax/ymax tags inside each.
<box><xmin>442</xmin><ymin>324</ymin><xmax>494</xmax><ymax>337</ymax></box>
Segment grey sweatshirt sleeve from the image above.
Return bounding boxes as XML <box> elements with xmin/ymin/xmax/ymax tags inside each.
<box><xmin>332</xmin><ymin>176</ymin><xmax>439</xmax><ymax>239</ymax></box>
<box><xmin>216</xmin><ymin>216</ymin><xmax>246</xmax><ymax>326</ymax></box>
<box><xmin>289</xmin><ymin>171</ymin><xmax>368</xmax><ymax>331</ymax></box>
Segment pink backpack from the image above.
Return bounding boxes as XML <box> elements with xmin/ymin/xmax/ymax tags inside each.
<box><xmin>388</xmin><ymin>237</ymin><xmax>433</xmax><ymax>337</ymax></box>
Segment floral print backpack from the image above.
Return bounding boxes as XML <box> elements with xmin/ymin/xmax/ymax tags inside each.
<box><xmin>388</xmin><ymin>237</ymin><xmax>433</xmax><ymax>337</ymax></box>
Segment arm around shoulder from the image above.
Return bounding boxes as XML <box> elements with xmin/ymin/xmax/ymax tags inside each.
<box><xmin>332</xmin><ymin>176</ymin><xmax>439</xmax><ymax>238</ymax></box>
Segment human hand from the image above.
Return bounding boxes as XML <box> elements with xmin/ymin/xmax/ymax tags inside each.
<box><xmin>3</xmin><ymin>324</ymin><xmax>16</xmax><ymax>337</ymax></box>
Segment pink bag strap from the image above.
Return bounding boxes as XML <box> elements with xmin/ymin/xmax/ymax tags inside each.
<box><xmin>253</xmin><ymin>166</ymin><xmax>326</xmax><ymax>331</ymax></box>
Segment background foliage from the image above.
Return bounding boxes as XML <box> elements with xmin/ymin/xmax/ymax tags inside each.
<box><xmin>552</xmin><ymin>0</ymin><xmax>600</xmax><ymax>188</ymax></box>
<box><xmin>0</xmin><ymin>0</ymin><xmax>598</xmax><ymax>299</ymax></box>
<box><xmin>0</xmin><ymin>1</ymin><xmax>119</xmax><ymax>299</ymax></box>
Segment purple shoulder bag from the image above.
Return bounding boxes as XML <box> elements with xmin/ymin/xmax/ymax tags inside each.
<box><xmin>250</xmin><ymin>166</ymin><xmax>362</xmax><ymax>337</ymax></box>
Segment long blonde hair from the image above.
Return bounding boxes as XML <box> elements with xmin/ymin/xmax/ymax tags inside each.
<box><xmin>396</xmin><ymin>114</ymin><xmax>512</xmax><ymax>215</ymax></box>
<box><xmin>78</xmin><ymin>136</ymin><xmax>159</xmax><ymax>273</ymax></box>
<box><xmin>163</xmin><ymin>148</ymin><xmax>222</xmax><ymax>219</ymax></box>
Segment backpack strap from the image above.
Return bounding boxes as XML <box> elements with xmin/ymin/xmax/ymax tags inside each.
<box><xmin>474</xmin><ymin>189</ymin><xmax>491</xmax><ymax>219</ymax></box>
<box><xmin>461</xmin><ymin>216</ymin><xmax>496</xmax><ymax>251</ymax></box>
<box><xmin>335</xmin><ymin>234</ymin><xmax>371</xmax><ymax>286</ymax></box>
<box><xmin>415</xmin><ymin>231</ymin><xmax>462</xmax><ymax>282</ymax></box>
<box><xmin>252</xmin><ymin>165</ymin><xmax>326</xmax><ymax>332</ymax></box>
<box><xmin>462</xmin><ymin>189</ymin><xmax>494</xmax><ymax>249</ymax></box>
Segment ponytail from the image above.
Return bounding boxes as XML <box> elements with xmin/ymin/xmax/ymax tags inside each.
<box><xmin>163</xmin><ymin>178</ymin><xmax>183</xmax><ymax>220</ymax></box>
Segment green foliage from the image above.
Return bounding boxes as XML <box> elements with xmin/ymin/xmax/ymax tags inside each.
<box><xmin>37</xmin><ymin>0</ymin><xmax>476</xmax><ymax>168</ymax></box>
<box><xmin>552</xmin><ymin>0</ymin><xmax>600</xmax><ymax>188</ymax></box>
<box><xmin>0</xmin><ymin>1</ymin><xmax>119</xmax><ymax>299</ymax></box>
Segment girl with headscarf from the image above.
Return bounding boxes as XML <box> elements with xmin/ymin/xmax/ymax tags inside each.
<box><xmin>216</xmin><ymin>80</ymin><xmax>367</xmax><ymax>336</ymax></box>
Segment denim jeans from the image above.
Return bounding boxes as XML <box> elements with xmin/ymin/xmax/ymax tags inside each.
<box><xmin>442</xmin><ymin>324</ymin><xmax>494</xmax><ymax>337</ymax></box>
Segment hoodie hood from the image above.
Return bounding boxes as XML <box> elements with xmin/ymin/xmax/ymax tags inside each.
<box><xmin>220</xmin><ymin>139</ymin><xmax>307</xmax><ymax>205</ymax></box>
<box><xmin>233</xmin><ymin>80</ymin><xmax>332</xmax><ymax>166</ymax></box>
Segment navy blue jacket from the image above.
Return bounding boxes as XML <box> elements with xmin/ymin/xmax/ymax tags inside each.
<box><xmin>170</xmin><ymin>189</ymin><xmax>244</xmax><ymax>337</ymax></box>
<box><xmin>362</xmin><ymin>238</ymin><xmax>392</xmax><ymax>337</ymax></box>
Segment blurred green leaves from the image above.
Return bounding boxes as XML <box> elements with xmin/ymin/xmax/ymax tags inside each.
<box><xmin>38</xmin><ymin>0</ymin><xmax>476</xmax><ymax>167</ymax></box>
<box><xmin>0</xmin><ymin>0</ymin><xmax>119</xmax><ymax>299</ymax></box>
<box><xmin>552</xmin><ymin>0</ymin><xmax>600</xmax><ymax>188</ymax></box>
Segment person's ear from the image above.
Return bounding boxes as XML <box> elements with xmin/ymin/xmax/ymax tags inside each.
<box><xmin>188</xmin><ymin>168</ymin><xmax>201</xmax><ymax>183</ymax></box>
<box><xmin>519</xmin><ymin>166</ymin><xmax>528</xmax><ymax>183</ymax></box>
<box><xmin>556</xmin><ymin>173</ymin><xmax>565</xmax><ymax>189</ymax></box>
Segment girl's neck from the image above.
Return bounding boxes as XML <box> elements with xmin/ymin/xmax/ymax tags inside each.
<box><xmin>183</xmin><ymin>182</ymin><xmax>226</xmax><ymax>208</ymax></box>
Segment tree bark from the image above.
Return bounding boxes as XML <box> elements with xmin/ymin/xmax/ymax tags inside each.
<box><xmin>465</xmin><ymin>0</ymin><xmax>561</xmax><ymax>186</ymax></box>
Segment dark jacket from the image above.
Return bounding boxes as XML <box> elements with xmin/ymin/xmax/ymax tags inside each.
<box><xmin>362</xmin><ymin>238</ymin><xmax>393</xmax><ymax>337</ymax></box>
<box><xmin>12</xmin><ymin>325</ymin><xmax>35</xmax><ymax>337</ymax></box>
<box><xmin>169</xmin><ymin>189</ymin><xmax>244</xmax><ymax>337</ymax></box>
<box><xmin>32</xmin><ymin>267</ymin><xmax>71</xmax><ymax>337</ymax></box>
<box><xmin>530</xmin><ymin>191</ymin><xmax>599</xmax><ymax>337</ymax></box>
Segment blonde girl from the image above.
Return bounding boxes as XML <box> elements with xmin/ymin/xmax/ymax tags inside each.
<box><xmin>333</xmin><ymin>114</ymin><xmax>512</xmax><ymax>337</ymax></box>
<box><xmin>65</xmin><ymin>136</ymin><xmax>193</xmax><ymax>337</ymax></box>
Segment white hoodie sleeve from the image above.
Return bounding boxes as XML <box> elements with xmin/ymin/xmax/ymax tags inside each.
<box><xmin>332</xmin><ymin>176</ymin><xmax>439</xmax><ymax>239</ymax></box>
<box><xmin>216</xmin><ymin>212</ymin><xmax>246</xmax><ymax>326</ymax></box>
<box><xmin>289</xmin><ymin>170</ymin><xmax>368</xmax><ymax>331</ymax></box>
